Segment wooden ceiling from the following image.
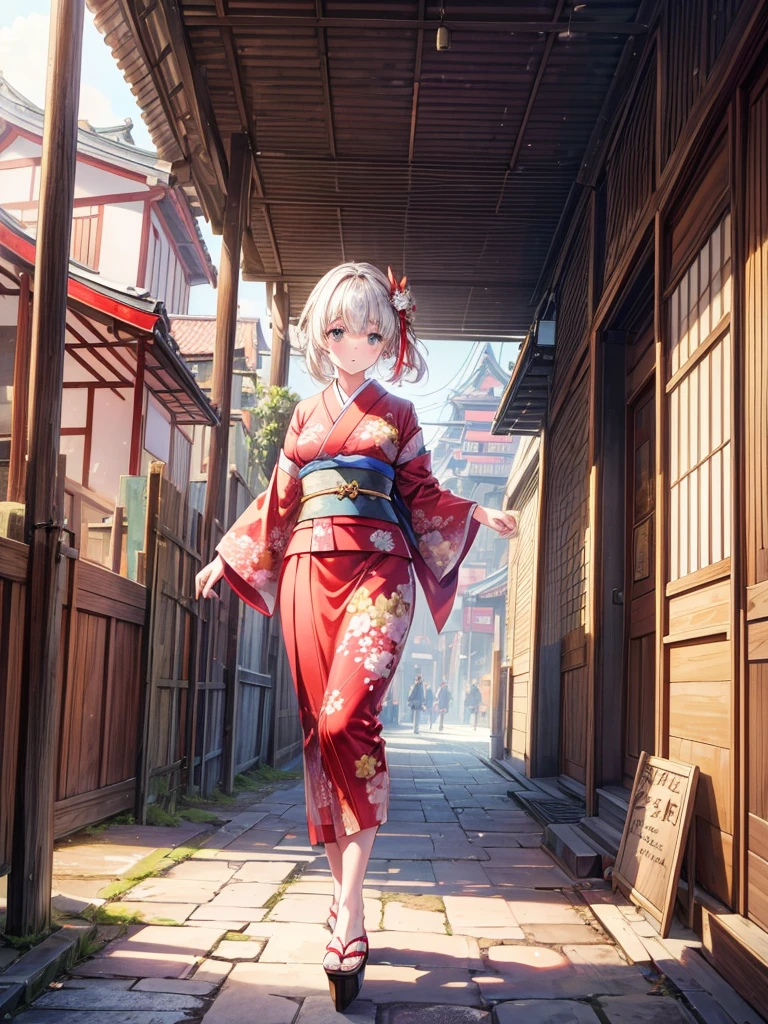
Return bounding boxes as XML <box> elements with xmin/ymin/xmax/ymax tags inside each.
<box><xmin>88</xmin><ymin>0</ymin><xmax>646</xmax><ymax>340</ymax></box>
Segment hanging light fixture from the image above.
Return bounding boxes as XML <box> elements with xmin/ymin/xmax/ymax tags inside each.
<box><xmin>436</xmin><ymin>5</ymin><xmax>451</xmax><ymax>50</ymax></box>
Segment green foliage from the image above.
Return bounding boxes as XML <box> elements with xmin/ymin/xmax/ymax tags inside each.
<box><xmin>146</xmin><ymin>805</ymin><xmax>180</xmax><ymax>828</ymax></box>
<box><xmin>178</xmin><ymin>807</ymin><xmax>221</xmax><ymax>824</ymax></box>
<box><xmin>244</xmin><ymin>380</ymin><xmax>300</xmax><ymax>483</ymax></box>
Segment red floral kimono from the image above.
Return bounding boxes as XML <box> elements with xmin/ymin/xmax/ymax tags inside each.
<box><xmin>216</xmin><ymin>378</ymin><xmax>479</xmax><ymax>844</ymax></box>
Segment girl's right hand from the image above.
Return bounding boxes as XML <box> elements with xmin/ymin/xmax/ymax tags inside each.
<box><xmin>195</xmin><ymin>554</ymin><xmax>225</xmax><ymax>600</ymax></box>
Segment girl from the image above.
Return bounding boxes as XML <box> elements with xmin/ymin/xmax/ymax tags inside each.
<box><xmin>195</xmin><ymin>262</ymin><xmax>517</xmax><ymax>1008</ymax></box>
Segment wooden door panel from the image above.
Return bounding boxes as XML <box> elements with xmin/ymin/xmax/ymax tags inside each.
<box><xmin>744</xmin><ymin>77</ymin><xmax>768</xmax><ymax>932</ymax></box>
<box><xmin>624</xmin><ymin>382</ymin><xmax>656</xmax><ymax>785</ymax></box>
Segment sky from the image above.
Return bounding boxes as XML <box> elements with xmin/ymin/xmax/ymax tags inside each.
<box><xmin>0</xmin><ymin>3</ymin><xmax>521</xmax><ymax>443</ymax></box>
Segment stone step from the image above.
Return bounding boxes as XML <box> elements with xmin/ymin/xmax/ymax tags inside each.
<box><xmin>596</xmin><ymin>786</ymin><xmax>630</xmax><ymax>832</ymax></box>
<box><xmin>580</xmin><ymin>815</ymin><xmax>624</xmax><ymax>857</ymax></box>
<box><xmin>543</xmin><ymin>823</ymin><xmax>603</xmax><ymax>879</ymax></box>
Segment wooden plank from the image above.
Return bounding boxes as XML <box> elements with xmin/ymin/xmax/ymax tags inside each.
<box><xmin>702</xmin><ymin>908</ymin><xmax>768</xmax><ymax>1019</ymax></box>
<box><xmin>696</xmin><ymin>817</ymin><xmax>734</xmax><ymax>907</ymax></box>
<box><xmin>747</xmin><ymin>617</ymin><xmax>768</xmax><ymax>661</ymax></box>
<box><xmin>669</xmin><ymin>640</ymin><xmax>731</xmax><ymax>682</ymax></box>
<box><xmin>589</xmin><ymin>903</ymin><xmax>652</xmax><ymax>965</ymax></box>
<box><xmin>747</xmin><ymin>850</ymin><xmax>768</xmax><ymax>932</ymax></box>
<box><xmin>54</xmin><ymin>778</ymin><xmax>134</xmax><ymax>838</ymax></box>
<box><xmin>747</xmin><ymin>579</ymin><xmax>768</xmax><ymax>622</ymax></box>
<box><xmin>669</xmin><ymin>681</ymin><xmax>732</xmax><ymax>747</ymax></box>
<box><xmin>668</xmin><ymin>578</ymin><xmax>731</xmax><ymax>636</ymax></box>
<box><xmin>668</xmin><ymin>735</ymin><xmax>732</xmax><ymax>832</ymax></box>
<box><xmin>77</xmin><ymin>559</ymin><xmax>146</xmax><ymax>609</ymax></box>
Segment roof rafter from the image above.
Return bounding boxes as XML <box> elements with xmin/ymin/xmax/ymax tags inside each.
<box><xmin>184</xmin><ymin>14</ymin><xmax>647</xmax><ymax>35</ymax></box>
<box><xmin>212</xmin><ymin>0</ymin><xmax>283</xmax><ymax>275</ymax></box>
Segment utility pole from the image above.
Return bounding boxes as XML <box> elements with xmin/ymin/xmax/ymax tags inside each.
<box><xmin>7</xmin><ymin>0</ymin><xmax>84</xmax><ymax>937</ymax></box>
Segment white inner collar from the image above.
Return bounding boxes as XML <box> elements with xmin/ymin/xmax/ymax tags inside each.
<box><xmin>334</xmin><ymin>377</ymin><xmax>372</xmax><ymax>409</ymax></box>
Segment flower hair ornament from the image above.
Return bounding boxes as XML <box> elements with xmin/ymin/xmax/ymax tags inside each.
<box><xmin>387</xmin><ymin>266</ymin><xmax>417</xmax><ymax>380</ymax></box>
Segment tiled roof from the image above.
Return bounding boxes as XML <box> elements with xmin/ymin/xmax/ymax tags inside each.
<box><xmin>170</xmin><ymin>315</ymin><xmax>268</xmax><ymax>369</ymax></box>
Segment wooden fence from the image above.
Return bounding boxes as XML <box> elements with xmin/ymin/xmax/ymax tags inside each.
<box><xmin>54</xmin><ymin>560</ymin><xmax>145</xmax><ymax>836</ymax></box>
<box><xmin>0</xmin><ymin>538</ymin><xmax>27</xmax><ymax>873</ymax></box>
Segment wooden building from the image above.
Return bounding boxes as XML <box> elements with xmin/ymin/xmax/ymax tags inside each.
<box><xmin>493</xmin><ymin>1</ymin><xmax>768</xmax><ymax>1010</ymax></box>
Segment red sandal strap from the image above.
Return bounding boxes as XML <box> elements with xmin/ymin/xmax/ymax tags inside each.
<box><xmin>338</xmin><ymin>934</ymin><xmax>368</xmax><ymax>961</ymax></box>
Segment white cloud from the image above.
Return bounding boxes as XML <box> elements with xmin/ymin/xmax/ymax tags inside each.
<box><xmin>0</xmin><ymin>12</ymin><xmax>125</xmax><ymax>128</ymax></box>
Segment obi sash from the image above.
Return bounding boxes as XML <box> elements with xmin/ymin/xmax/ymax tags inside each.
<box><xmin>296</xmin><ymin>455</ymin><xmax>399</xmax><ymax>526</ymax></box>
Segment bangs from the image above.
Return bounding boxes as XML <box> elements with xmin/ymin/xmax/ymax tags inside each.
<box><xmin>324</xmin><ymin>275</ymin><xmax>398</xmax><ymax>343</ymax></box>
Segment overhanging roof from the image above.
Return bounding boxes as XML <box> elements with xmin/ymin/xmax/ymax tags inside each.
<box><xmin>0</xmin><ymin>208</ymin><xmax>218</xmax><ymax>426</ymax></box>
<box><xmin>492</xmin><ymin>329</ymin><xmax>554</xmax><ymax>436</ymax></box>
<box><xmin>87</xmin><ymin>0</ymin><xmax>646</xmax><ymax>342</ymax></box>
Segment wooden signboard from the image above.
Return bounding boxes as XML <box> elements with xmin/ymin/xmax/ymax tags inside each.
<box><xmin>613</xmin><ymin>752</ymin><xmax>699</xmax><ymax>937</ymax></box>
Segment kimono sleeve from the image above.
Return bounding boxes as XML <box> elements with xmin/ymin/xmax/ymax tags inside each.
<box><xmin>394</xmin><ymin>403</ymin><xmax>479</xmax><ymax>583</ymax></box>
<box><xmin>215</xmin><ymin>408</ymin><xmax>302</xmax><ymax>615</ymax></box>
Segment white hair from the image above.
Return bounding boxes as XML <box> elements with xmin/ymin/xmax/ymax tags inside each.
<box><xmin>296</xmin><ymin>262</ymin><xmax>427</xmax><ymax>385</ymax></box>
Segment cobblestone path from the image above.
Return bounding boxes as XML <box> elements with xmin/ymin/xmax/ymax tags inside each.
<box><xmin>15</xmin><ymin>725</ymin><xmax>697</xmax><ymax>1023</ymax></box>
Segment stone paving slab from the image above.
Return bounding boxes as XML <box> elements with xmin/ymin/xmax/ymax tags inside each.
<box><xmin>443</xmin><ymin>894</ymin><xmax>519</xmax><ymax>931</ymax></box>
<box><xmin>71</xmin><ymin>926</ymin><xmax>224</xmax><ymax>979</ymax></box>
<box><xmin>191</xmin><ymin>959</ymin><xmax>232</xmax><ymax>985</ymax></box>
<box><xmin>362</xmin><ymin>965</ymin><xmax>480</xmax><ymax>1005</ymax></box>
<box><xmin>15</xmin><ymin>1013</ymin><xmax>195</xmax><ymax>1023</ymax></box>
<box><xmin>504</xmin><ymin>891</ymin><xmax>582</xmax><ymax>925</ymax></box>
<box><xmin>432</xmin><ymin>860</ymin><xmax>493</xmax><ymax>889</ymax></box>
<box><xmin>187</xmin><ymin>904</ymin><xmax>264</xmax><ymax>923</ymax></box>
<box><xmin>369</xmin><ymin>931</ymin><xmax>482</xmax><ymax>969</ymax></box>
<box><xmin>267</xmin><ymin>893</ymin><xmax>337</xmax><ymax>924</ymax></box>
<box><xmin>52</xmin><ymin>825</ymin><xmax>206</xmax><ymax>880</ymax></box>
<box><xmin>523</xmin><ymin>924</ymin><xmax>608</xmax><ymax>945</ymax></box>
<box><xmin>474</xmin><ymin>944</ymin><xmax>651</xmax><ymax>1000</ymax></box>
<box><xmin>378</xmin><ymin>1005</ymin><xmax>489</xmax><ymax>1024</ymax></box>
<box><xmin>596</xmin><ymin>995</ymin><xmax>690</xmax><ymax>1022</ymax></box>
<box><xmin>164</xmin><ymin>863</ymin><xmax>237</xmax><ymax>884</ymax></box>
<box><xmin>231</xmin><ymin>861</ymin><xmax>298</xmax><ymax>883</ymax></box>
<box><xmin>382</xmin><ymin>901</ymin><xmax>447</xmax><ymax>933</ymax></box>
<box><xmin>126</xmin><ymin>879</ymin><xmax>220</xmax><ymax>903</ymax></box>
<box><xmin>494</xmin><ymin>999</ymin><xmax>600</xmax><ymax>1023</ymax></box>
<box><xmin>210</xmin><ymin>938</ymin><xmax>264</xmax><ymax>961</ymax></box>
<box><xmin>484</xmin><ymin>864</ymin><xmax>573</xmax><ymax>888</ymax></box>
<box><xmin>134</xmin><ymin>978</ymin><xmax>216</xmax><ymax>995</ymax></box>
<box><xmin>104</xmin><ymin>901</ymin><xmax>197</xmax><ymax>924</ymax></box>
<box><xmin>252</xmin><ymin>923</ymin><xmax>332</xmax><ymax>963</ymax></box>
<box><xmin>34</xmin><ymin>986</ymin><xmax>204</xmax><ymax>1011</ymax></box>
<box><xmin>295</xmin><ymin>995</ymin><xmax>375</xmax><ymax>1023</ymax></box>
<box><xmin>207</xmin><ymin>882</ymin><xmax>278</xmax><ymax>907</ymax></box>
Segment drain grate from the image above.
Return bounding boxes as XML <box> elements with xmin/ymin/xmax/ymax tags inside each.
<box><xmin>514</xmin><ymin>795</ymin><xmax>586</xmax><ymax>827</ymax></box>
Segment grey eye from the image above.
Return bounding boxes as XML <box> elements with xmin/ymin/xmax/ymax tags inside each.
<box><xmin>328</xmin><ymin>328</ymin><xmax>345</xmax><ymax>341</ymax></box>
<box><xmin>368</xmin><ymin>333</ymin><xmax>383</xmax><ymax>346</ymax></box>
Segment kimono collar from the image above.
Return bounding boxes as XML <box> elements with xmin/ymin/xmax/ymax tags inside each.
<box><xmin>325</xmin><ymin>376</ymin><xmax>375</xmax><ymax>421</ymax></box>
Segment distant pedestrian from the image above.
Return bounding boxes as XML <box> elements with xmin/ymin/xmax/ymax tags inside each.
<box><xmin>408</xmin><ymin>675</ymin><xmax>425</xmax><ymax>734</ymax></box>
<box><xmin>465</xmin><ymin>681</ymin><xmax>482</xmax><ymax>730</ymax></box>
<box><xmin>437</xmin><ymin>680</ymin><xmax>452</xmax><ymax>731</ymax></box>
<box><xmin>425</xmin><ymin>683</ymin><xmax>435</xmax><ymax>729</ymax></box>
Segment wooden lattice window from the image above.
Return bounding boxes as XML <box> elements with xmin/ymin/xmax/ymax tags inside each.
<box><xmin>667</xmin><ymin>213</ymin><xmax>732</xmax><ymax>581</ymax></box>
<box><xmin>70</xmin><ymin>205</ymin><xmax>103</xmax><ymax>270</ymax></box>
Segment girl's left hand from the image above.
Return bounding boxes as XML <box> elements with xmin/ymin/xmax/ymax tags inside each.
<box><xmin>473</xmin><ymin>505</ymin><xmax>519</xmax><ymax>538</ymax></box>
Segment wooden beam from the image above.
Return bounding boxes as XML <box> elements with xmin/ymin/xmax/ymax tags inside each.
<box><xmin>7</xmin><ymin>273</ymin><xmax>31</xmax><ymax>503</ymax></box>
<box><xmin>495</xmin><ymin>0</ymin><xmax>565</xmax><ymax>215</ymax></box>
<box><xmin>185</xmin><ymin>13</ymin><xmax>648</xmax><ymax>34</ymax></box>
<box><xmin>203</xmin><ymin>132</ymin><xmax>250</xmax><ymax>557</ymax></box>
<box><xmin>268</xmin><ymin>281</ymin><xmax>291</xmax><ymax>389</ymax></box>
<box><xmin>129</xmin><ymin>336</ymin><xmax>146</xmax><ymax>476</ymax></box>
<box><xmin>6</xmin><ymin>0</ymin><xmax>84</xmax><ymax>939</ymax></box>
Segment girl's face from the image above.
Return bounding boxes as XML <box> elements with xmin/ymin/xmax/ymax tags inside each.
<box><xmin>324</xmin><ymin>317</ymin><xmax>385</xmax><ymax>375</ymax></box>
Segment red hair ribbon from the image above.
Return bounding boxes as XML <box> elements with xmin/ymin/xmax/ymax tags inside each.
<box><xmin>387</xmin><ymin>266</ymin><xmax>414</xmax><ymax>379</ymax></box>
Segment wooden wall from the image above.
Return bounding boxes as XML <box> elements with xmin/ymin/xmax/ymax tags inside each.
<box><xmin>541</xmin><ymin>370</ymin><xmax>591</xmax><ymax>783</ymax></box>
<box><xmin>55</xmin><ymin>562</ymin><xmax>145</xmax><ymax>836</ymax></box>
<box><xmin>743</xmin><ymin>65</ymin><xmax>768</xmax><ymax>933</ymax></box>
<box><xmin>0</xmin><ymin>538</ymin><xmax>27</xmax><ymax>873</ymax></box>
<box><xmin>505</xmin><ymin>468</ymin><xmax>539</xmax><ymax>768</ymax></box>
